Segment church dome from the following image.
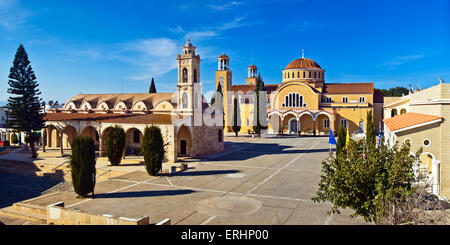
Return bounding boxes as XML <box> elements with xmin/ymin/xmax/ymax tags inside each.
<box><xmin>285</xmin><ymin>58</ymin><xmax>322</xmax><ymax>70</ymax></box>
<box><xmin>219</xmin><ymin>53</ymin><xmax>229</xmax><ymax>59</ymax></box>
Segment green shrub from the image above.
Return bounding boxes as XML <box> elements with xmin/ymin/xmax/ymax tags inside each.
<box><xmin>105</xmin><ymin>126</ymin><xmax>126</xmax><ymax>166</ymax></box>
<box><xmin>11</xmin><ymin>133</ymin><xmax>19</xmax><ymax>144</ymax></box>
<box><xmin>142</xmin><ymin>126</ymin><xmax>165</xmax><ymax>176</ymax></box>
<box><xmin>71</xmin><ymin>136</ymin><xmax>96</xmax><ymax>198</ymax></box>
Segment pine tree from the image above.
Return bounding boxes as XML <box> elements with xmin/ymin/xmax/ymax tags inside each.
<box><xmin>105</xmin><ymin>126</ymin><xmax>126</xmax><ymax>166</ymax></box>
<box><xmin>149</xmin><ymin>78</ymin><xmax>157</xmax><ymax>93</ymax></box>
<box><xmin>71</xmin><ymin>136</ymin><xmax>96</xmax><ymax>198</ymax></box>
<box><xmin>142</xmin><ymin>126</ymin><xmax>165</xmax><ymax>176</ymax></box>
<box><xmin>366</xmin><ymin>111</ymin><xmax>376</xmax><ymax>146</ymax></box>
<box><xmin>6</xmin><ymin>44</ymin><xmax>44</xmax><ymax>158</ymax></box>
<box><xmin>232</xmin><ymin>97</ymin><xmax>241</xmax><ymax>136</ymax></box>
<box><xmin>252</xmin><ymin>74</ymin><xmax>268</xmax><ymax>138</ymax></box>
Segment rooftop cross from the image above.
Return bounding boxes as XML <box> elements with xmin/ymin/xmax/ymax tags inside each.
<box><xmin>302</xmin><ymin>49</ymin><xmax>305</xmax><ymax>58</ymax></box>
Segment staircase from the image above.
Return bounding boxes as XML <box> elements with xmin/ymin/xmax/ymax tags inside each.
<box><xmin>0</xmin><ymin>202</ymin><xmax>47</xmax><ymax>224</ymax></box>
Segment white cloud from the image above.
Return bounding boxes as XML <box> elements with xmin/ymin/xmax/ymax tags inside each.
<box><xmin>185</xmin><ymin>30</ymin><xmax>218</xmax><ymax>41</ymax></box>
<box><xmin>284</xmin><ymin>19</ymin><xmax>323</xmax><ymax>33</ymax></box>
<box><xmin>180</xmin><ymin>16</ymin><xmax>248</xmax><ymax>42</ymax></box>
<box><xmin>122</xmin><ymin>38</ymin><xmax>179</xmax><ymax>81</ymax></box>
<box><xmin>168</xmin><ymin>26</ymin><xmax>185</xmax><ymax>34</ymax></box>
<box><xmin>0</xmin><ymin>0</ymin><xmax>32</xmax><ymax>31</ymax></box>
<box><xmin>209</xmin><ymin>1</ymin><xmax>243</xmax><ymax>11</ymax></box>
<box><xmin>383</xmin><ymin>54</ymin><xmax>425</xmax><ymax>70</ymax></box>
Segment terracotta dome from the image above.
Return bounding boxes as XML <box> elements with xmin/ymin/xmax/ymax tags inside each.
<box><xmin>248</xmin><ymin>64</ymin><xmax>257</xmax><ymax>69</ymax></box>
<box><xmin>219</xmin><ymin>53</ymin><xmax>229</xmax><ymax>59</ymax></box>
<box><xmin>285</xmin><ymin>58</ymin><xmax>322</xmax><ymax>70</ymax></box>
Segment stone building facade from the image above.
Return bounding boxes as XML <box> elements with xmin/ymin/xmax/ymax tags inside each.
<box><xmin>216</xmin><ymin>53</ymin><xmax>384</xmax><ymax>135</ymax></box>
<box><xmin>384</xmin><ymin>83</ymin><xmax>450</xmax><ymax>198</ymax></box>
<box><xmin>43</xmin><ymin>41</ymin><xmax>224</xmax><ymax>162</ymax></box>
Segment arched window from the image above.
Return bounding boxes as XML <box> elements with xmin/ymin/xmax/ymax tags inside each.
<box><xmin>183</xmin><ymin>68</ymin><xmax>188</xmax><ymax>83</ymax></box>
<box><xmin>298</xmin><ymin>71</ymin><xmax>300</xmax><ymax>77</ymax></box>
<box><xmin>314</xmin><ymin>72</ymin><xmax>317</xmax><ymax>78</ymax></box>
<box><xmin>283</xmin><ymin>93</ymin><xmax>304</xmax><ymax>107</ymax></box>
<box><xmin>292</xmin><ymin>72</ymin><xmax>294</xmax><ymax>78</ymax></box>
<box><xmin>288</xmin><ymin>72</ymin><xmax>290</xmax><ymax>79</ymax></box>
<box><xmin>400</xmin><ymin>108</ymin><xmax>406</xmax><ymax>114</ymax></box>
<box><xmin>133</xmin><ymin>130</ymin><xmax>140</xmax><ymax>143</ymax></box>
<box><xmin>309</xmin><ymin>71</ymin><xmax>311</xmax><ymax>78</ymax></box>
<box><xmin>194</xmin><ymin>69</ymin><xmax>198</xmax><ymax>83</ymax></box>
<box><xmin>182</xmin><ymin>92</ymin><xmax>188</xmax><ymax>108</ymax></box>
<box><xmin>342</xmin><ymin>97</ymin><xmax>348</xmax><ymax>103</ymax></box>
<box><xmin>391</xmin><ymin>109</ymin><xmax>398</xmax><ymax>117</ymax></box>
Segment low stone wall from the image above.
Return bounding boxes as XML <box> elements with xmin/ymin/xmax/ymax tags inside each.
<box><xmin>46</xmin><ymin>202</ymin><xmax>149</xmax><ymax>225</ymax></box>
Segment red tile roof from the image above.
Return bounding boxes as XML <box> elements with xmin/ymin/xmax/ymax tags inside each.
<box><xmin>323</xmin><ymin>83</ymin><xmax>374</xmax><ymax>94</ymax></box>
<box><xmin>383</xmin><ymin>113</ymin><xmax>442</xmax><ymax>132</ymax></box>
<box><xmin>285</xmin><ymin>58</ymin><xmax>322</xmax><ymax>70</ymax></box>
<box><xmin>44</xmin><ymin>113</ymin><xmax>172</xmax><ymax>125</ymax></box>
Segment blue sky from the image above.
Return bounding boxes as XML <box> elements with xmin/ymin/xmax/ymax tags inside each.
<box><xmin>0</xmin><ymin>0</ymin><xmax>449</xmax><ymax>104</ymax></box>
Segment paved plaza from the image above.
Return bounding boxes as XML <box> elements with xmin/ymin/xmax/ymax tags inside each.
<box><xmin>0</xmin><ymin>136</ymin><xmax>369</xmax><ymax>225</ymax></box>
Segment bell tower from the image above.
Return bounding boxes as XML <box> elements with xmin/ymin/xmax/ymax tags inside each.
<box><xmin>176</xmin><ymin>40</ymin><xmax>201</xmax><ymax>117</ymax></box>
<box><xmin>216</xmin><ymin>53</ymin><xmax>232</xmax><ymax>131</ymax></box>
<box><xmin>246</xmin><ymin>64</ymin><xmax>257</xmax><ymax>85</ymax></box>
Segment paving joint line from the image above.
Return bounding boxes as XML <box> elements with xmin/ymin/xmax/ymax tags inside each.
<box><xmin>245</xmin><ymin>140</ymin><xmax>321</xmax><ymax>195</ymax></box>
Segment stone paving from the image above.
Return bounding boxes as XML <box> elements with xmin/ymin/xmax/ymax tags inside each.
<box><xmin>0</xmin><ymin>135</ymin><xmax>369</xmax><ymax>225</ymax></box>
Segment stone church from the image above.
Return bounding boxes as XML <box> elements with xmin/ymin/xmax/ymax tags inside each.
<box><xmin>217</xmin><ymin>52</ymin><xmax>384</xmax><ymax>136</ymax></box>
<box><xmin>43</xmin><ymin>41</ymin><xmax>224</xmax><ymax>162</ymax></box>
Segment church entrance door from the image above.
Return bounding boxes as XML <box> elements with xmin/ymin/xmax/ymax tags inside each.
<box><xmin>180</xmin><ymin>140</ymin><xmax>187</xmax><ymax>156</ymax></box>
<box><xmin>289</xmin><ymin>119</ymin><xmax>298</xmax><ymax>134</ymax></box>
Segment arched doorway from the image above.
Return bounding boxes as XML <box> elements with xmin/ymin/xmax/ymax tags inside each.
<box><xmin>315</xmin><ymin>113</ymin><xmax>332</xmax><ymax>135</ymax></box>
<box><xmin>299</xmin><ymin>113</ymin><xmax>314</xmax><ymax>134</ymax></box>
<box><xmin>62</xmin><ymin>125</ymin><xmax>77</xmax><ymax>149</ymax></box>
<box><xmin>177</xmin><ymin>126</ymin><xmax>192</xmax><ymax>157</ymax></box>
<box><xmin>288</xmin><ymin>118</ymin><xmax>298</xmax><ymax>134</ymax></box>
<box><xmin>47</xmin><ymin>125</ymin><xmax>60</xmax><ymax>148</ymax></box>
<box><xmin>420</xmin><ymin>153</ymin><xmax>434</xmax><ymax>175</ymax></box>
<box><xmin>125</xmin><ymin>128</ymin><xmax>143</xmax><ymax>155</ymax></box>
<box><xmin>268</xmin><ymin>113</ymin><xmax>283</xmax><ymax>134</ymax></box>
<box><xmin>283</xmin><ymin>113</ymin><xmax>296</xmax><ymax>135</ymax></box>
<box><xmin>359</xmin><ymin>120</ymin><xmax>364</xmax><ymax>134</ymax></box>
<box><xmin>81</xmin><ymin>126</ymin><xmax>99</xmax><ymax>149</ymax></box>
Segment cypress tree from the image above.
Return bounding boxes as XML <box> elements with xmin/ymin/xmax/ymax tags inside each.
<box><xmin>6</xmin><ymin>44</ymin><xmax>44</xmax><ymax>158</ymax></box>
<box><xmin>232</xmin><ymin>97</ymin><xmax>241</xmax><ymax>136</ymax></box>
<box><xmin>336</xmin><ymin>126</ymin><xmax>346</xmax><ymax>156</ymax></box>
<box><xmin>366</xmin><ymin>111</ymin><xmax>376</xmax><ymax>146</ymax></box>
<box><xmin>71</xmin><ymin>136</ymin><xmax>96</xmax><ymax>198</ymax></box>
<box><xmin>11</xmin><ymin>133</ymin><xmax>19</xmax><ymax>144</ymax></box>
<box><xmin>149</xmin><ymin>78</ymin><xmax>157</xmax><ymax>93</ymax></box>
<box><xmin>105</xmin><ymin>126</ymin><xmax>126</xmax><ymax>166</ymax></box>
<box><xmin>142</xmin><ymin>126</ymin><xmax>165</xmax><ymax>176</ymax></box>
<box><xmin>252</xmin><ymin>74</ymin><xmax>268</xmax><ymax>138</ymax></box>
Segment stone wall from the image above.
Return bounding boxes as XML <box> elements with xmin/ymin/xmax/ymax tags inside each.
<box><xmin>46</xmin><ymin>202</ymin><xmax>149</xmax><ymax>225</ymax></box>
